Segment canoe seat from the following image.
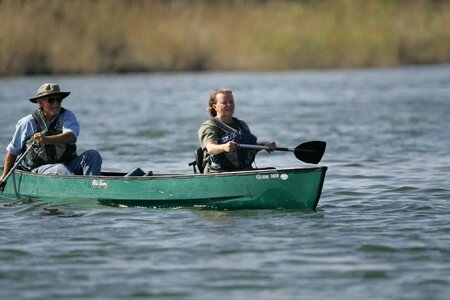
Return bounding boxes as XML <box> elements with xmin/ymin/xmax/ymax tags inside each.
<box><xmin>188</xmin><ymin>148</ymin><xmax>204</xmax><ymax>174</ymax></box>
<box><xmin>124</xmin><ymin>168</ymin><xmax>153</xmax><ymax>177</ymax></box>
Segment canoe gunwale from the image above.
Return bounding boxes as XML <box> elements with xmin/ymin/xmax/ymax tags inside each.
<box><xmin>8</xmin><ymin>165</ymin><xmax>327</xmax><ymax>181</ymax></box>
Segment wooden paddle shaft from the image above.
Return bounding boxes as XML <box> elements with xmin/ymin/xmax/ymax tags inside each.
<box><xmin>1</xmin><ymin>143</ymin><xmax>34</xmax><ymax>184</ymax></box>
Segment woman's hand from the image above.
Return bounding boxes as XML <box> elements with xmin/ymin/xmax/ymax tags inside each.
<box><xmin>263</xmin><ymin>141</ymin><xmax>277</xmax><ymax>152</ymax></box>
<box><xmin>222</xmin><ymin>141</ymin><xmax>237</xmax><ymax>153</ymax></box>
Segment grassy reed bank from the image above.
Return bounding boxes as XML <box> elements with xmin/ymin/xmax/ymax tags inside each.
<box><xmin>0</xmin><ymin>0</ymin><xmax>449</xmax><ymax>75</ymax></box>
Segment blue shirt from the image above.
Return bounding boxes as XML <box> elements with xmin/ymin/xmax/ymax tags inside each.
<box><xmin>6</xmin><ymin>108</ymin><xmax>80</xmax><ymax>156</ymax></box>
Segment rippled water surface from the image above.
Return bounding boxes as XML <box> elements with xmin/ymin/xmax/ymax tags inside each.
<box><xmin>1</xmin><ymin>65</ymin><xmax>449</xmax><ymax>299</ymax></box>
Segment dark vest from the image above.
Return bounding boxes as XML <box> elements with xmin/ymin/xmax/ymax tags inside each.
<box><xmin>25</xmin><ymin>108</ymin><xmax>77</xmax><ymax>168</ymax></box>
<box><xmin>208</xmin><ymin>117</ymin><xmax>257</xmax><ymax>171</ymax></box>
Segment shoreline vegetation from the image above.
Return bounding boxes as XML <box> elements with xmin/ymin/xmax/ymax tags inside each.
<box><xmin>1</xmin><ymin>0</ymin><xmax>449</xmax><ymax>76</ymax></box>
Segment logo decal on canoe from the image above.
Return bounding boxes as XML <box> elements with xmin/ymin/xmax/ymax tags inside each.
<box><xmin>280</xmin><ymin>174</ymin><xmax>289</xmax><ymax>180</ymax></box>
<box><xmin>92</xmin><ymin>179</ymin><xmax>108</xmax><ymax>189</ymax></box>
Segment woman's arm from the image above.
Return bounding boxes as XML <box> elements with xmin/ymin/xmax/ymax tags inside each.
<box><xmin>205</xmin><ymin>141</ymin><xmax>238</xmax><ymax>155</ymax></box>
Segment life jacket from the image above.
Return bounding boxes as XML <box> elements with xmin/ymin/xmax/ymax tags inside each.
<box><xmin>208</xmin><ymin>118</ymin><xmax>257</xmax><ymax>171</ymax></box>
<box><xmin>24</xmin><ymin>108</ymin><xmax>77</xmax><ymax>168</ymax></box>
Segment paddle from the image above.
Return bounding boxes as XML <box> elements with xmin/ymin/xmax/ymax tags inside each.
<box><xmin>0</xmin><ymin>142</ymin><xmax>35</xmax><ymax>193</ymax></box>
<box><xmin>239</xmin><ymin>141</ymin><xmax>326</xmax><ymax>164</ymax></box>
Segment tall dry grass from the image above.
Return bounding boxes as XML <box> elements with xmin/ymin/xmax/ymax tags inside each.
<box><xmin>0</xmin><ymin>0</ymin><xmax>449</xmax><ymax>75</ymax></box>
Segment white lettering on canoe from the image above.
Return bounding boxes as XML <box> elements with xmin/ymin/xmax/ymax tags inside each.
<box><xmin>92</xmin><ymin>179</ymin><xmax>108</xmax><ymax>189</ymax></box>
<box><xmin>256</xmin><ymin>173</ymin><xmax>281</xmax><ymax>180</ymax></box>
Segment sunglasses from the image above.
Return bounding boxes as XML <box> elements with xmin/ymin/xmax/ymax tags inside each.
<box><xmin>46</xmin><ymin>97</ymin><xmax>63</xmax><ymax>104</ymax></box>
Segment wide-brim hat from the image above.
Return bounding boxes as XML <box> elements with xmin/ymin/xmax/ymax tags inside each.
<box><xmin>29</xmin><ymin>83</ymin><xmax>70</xmax><ymax>103</ymax></box>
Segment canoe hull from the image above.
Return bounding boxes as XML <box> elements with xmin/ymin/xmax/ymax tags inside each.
<box><xmin>0</xmin><ymin>166</ymin><xmax>327</xmax><ymax>210</ymax></box>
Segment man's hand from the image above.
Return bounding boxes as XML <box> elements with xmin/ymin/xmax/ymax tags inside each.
<box><xmin>32</xmin><ymin>132</ymin><xmax>46</xmax><ymax>144</ymax></box>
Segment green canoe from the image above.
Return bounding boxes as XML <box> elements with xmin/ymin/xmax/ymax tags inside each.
<box><xmin>0</xmin><ymin>166</ymin><xmax>327</xmax><ymax>210</ymax></box>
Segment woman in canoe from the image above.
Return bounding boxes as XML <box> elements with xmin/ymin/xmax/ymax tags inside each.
<box><xmin>0</xmin><ymin>83</ymin><xmax>102</xmax><ymax>187</ymax></box>
<box><xmin>198</xmin><ymin>88</ymin><xmax>276</xmax><ymax>173</ymax></box>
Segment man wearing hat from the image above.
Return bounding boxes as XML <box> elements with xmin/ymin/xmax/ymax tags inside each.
<box><xmin>0</xmin><ymin>83</ymin><xmax>102</xmax><ymax>183</ymax></box>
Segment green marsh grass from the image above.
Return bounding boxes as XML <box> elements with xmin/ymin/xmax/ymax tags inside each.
<box><xmin>0</xmin><ymin>0</ymin><xmax>449</xmax><ymax>75</ymax></box>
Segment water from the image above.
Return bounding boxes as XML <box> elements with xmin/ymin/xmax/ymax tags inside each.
<box><xmin>1</xmin><ymin>65</ymin><xmax>449</xmax><ymax>299</ymax></box>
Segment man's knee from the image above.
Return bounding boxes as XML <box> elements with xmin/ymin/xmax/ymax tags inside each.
<box><xmin>82</xmin><ymin>150</ymin><xmax>102</xmax><ymax>162</ymax></box>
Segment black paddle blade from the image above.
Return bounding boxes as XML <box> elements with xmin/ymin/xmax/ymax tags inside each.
<box><xmin>294</xmin><ymin>141</ymin><xmax>326</xmax><ymax>164</ymax></box>
<box><xmin>0</xmin><ymin>181</ymin><xmax>6</xmax><ymax>193</ymax></box>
